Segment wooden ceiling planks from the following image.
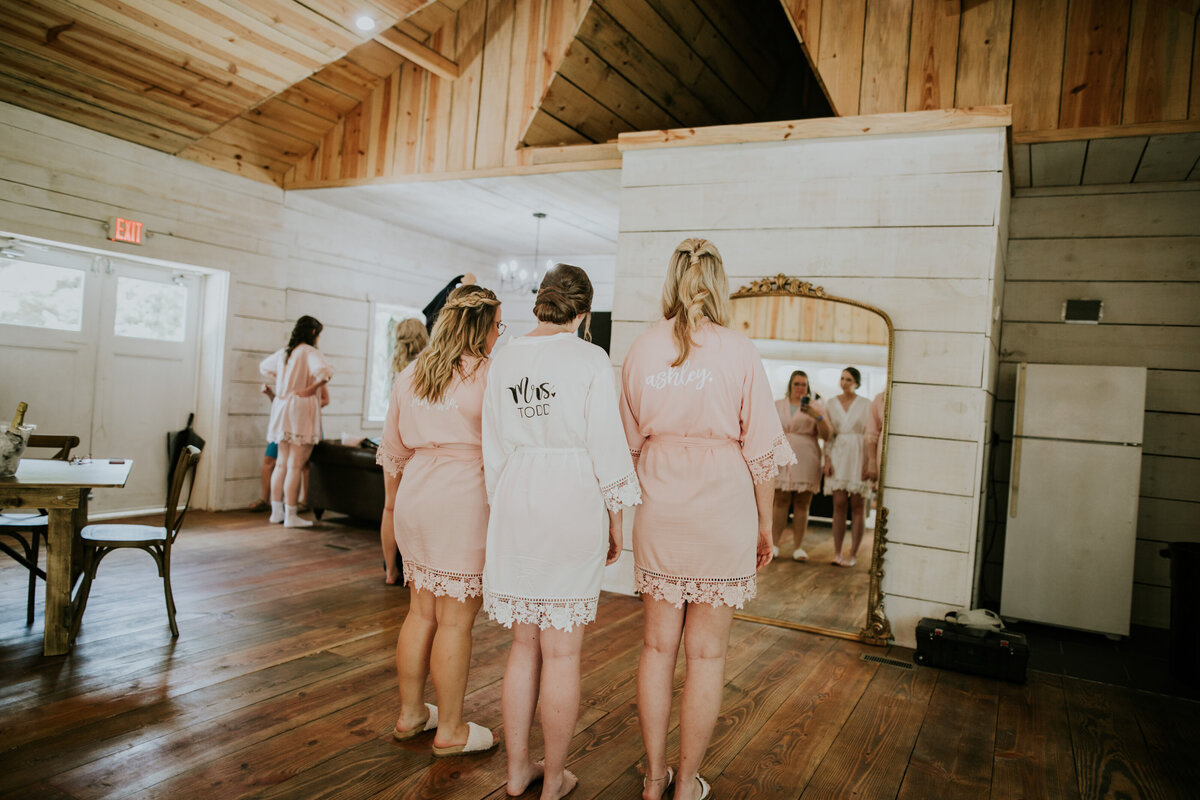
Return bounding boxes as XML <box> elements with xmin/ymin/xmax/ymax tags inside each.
<box><xmin>525</xmin><ymin>0</ymin><xmax>825</xmax><ymax>148</ymax></box>
<box><xmin>0</xmin><ymin>0</ymin><xmax>430</xmax><ymax>185</ymax></box>
<box><xmin>1011</xmin><ymin>129</ymin><xmax>1200</xmax><ymax>189</ymax></box>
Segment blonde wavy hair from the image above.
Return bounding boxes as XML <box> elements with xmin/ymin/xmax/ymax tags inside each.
<box><xmin>410</xmin><ymin>285</ymin><xmax>500</xmax><ymax>403</ymax></box>
<box><xmin>661</xmin><ymin>238</ymin><xmax>730</xmax><ymax>367</ymax></box>
<box><xmin>390</xmin><ymin>317</ymin><xmax>428</xmax><ymax>374</ymax></box>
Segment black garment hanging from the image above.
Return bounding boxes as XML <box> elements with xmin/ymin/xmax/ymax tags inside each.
<box><xmin>422</xmin><ymin>275</ymin><xmax>466</xmax><ymax>334</ymax></box>
<box><xmin>167</xmin><ymin>413</ymin><xmax>205</xmax><ymax>491</ymax></box>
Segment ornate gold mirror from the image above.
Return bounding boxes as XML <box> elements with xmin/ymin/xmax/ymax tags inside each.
<box><xmin>731</xmin><ymin>275</ymin><xmax>892</xmax><ymax>645</ymax></box>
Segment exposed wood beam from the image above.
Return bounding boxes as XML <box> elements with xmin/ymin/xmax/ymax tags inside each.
<box><xmin>1014</xmin><ymin>119</ymin><xmax>1200</xmax><ymax>144</ymax></box>
<box><xmin>618</xmin><ymin>106</ymin><xmax>1013</xmax><ymax>151</ymax></box>
<box><xmin>374</xmin><ymin>27</ymin><xmax>459</xmax><ymax>80</ymax></box>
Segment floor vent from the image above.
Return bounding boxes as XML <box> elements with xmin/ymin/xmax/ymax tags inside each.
<box><xmin>324</xmin><ymin>543</ymin><xmax>352</xmax><ymax>551</ymax></box>
<box><xmin>860</xmin><ymin>653</ymin><xmax>915</xmax><ymax>670</ymax></box>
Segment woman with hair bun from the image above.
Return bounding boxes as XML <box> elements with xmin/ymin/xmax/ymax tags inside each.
<box><xmin>381</xmin><ymin>316</ymin><xmax>430</xmax><ymax>584</ymax></box>
<box><xmin>620</xmin><ymin>239</ymin><xmax>793</xmax><ymax>800</ymax></box>
<box><xmin>377</xmin><ymin>284</ymin><xmax>503</xmax><ymax>756</ymax></box>
<box><xmin>823</xmin><ymin>366</ymin><xmax>874</xmax><ymax>567</ymax></box>
<box><xmin>482</xmin><ymin>264</ymin><xmax>639</xmax><ymax>800</ymax></box>
<box><xmin>259</xmin><ymin>315</ymin><xmax>333</xmax><ymax>528</ymax></box>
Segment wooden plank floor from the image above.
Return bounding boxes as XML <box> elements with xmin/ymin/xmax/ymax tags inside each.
<box><xmin>744</xmin><ymin>523</ymin><xmax>872</xmax><ymax>631</ymax></box>
<box><xmin>0</xmin><ymin>511</ymin><xmax>1194</xmax><ymax>799</ymax></box>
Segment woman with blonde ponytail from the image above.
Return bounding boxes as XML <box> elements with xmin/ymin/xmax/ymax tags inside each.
<box><xmin>376</xmin><ymin>284</ymin><xmax>503</xmax><ymax>757</ymax></box>
<box><xmin>619</xmin><ymin>239</ymin><xmax>794</xmax><ymax>800</ymax></box>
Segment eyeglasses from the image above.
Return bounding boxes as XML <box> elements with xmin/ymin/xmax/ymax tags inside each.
<box><xmin>496</xmin><ymin>321</ymin><xmax>507</xmax><ymax>335</ymax></box>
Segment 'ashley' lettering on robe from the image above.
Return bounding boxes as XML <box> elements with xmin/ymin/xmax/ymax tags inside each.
<box><xmin>645</xmin><ymin>360</ymin><xmax>712</xmax><ymax>391</ymax></box>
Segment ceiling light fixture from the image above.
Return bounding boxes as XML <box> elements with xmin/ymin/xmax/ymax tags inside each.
<box><xmin>499</xmin><ymin>212</ymin><xmax>549</xmax><ymax>295</ymax></box>
<box><xmin>354</xmin><ymin>15</ymin><xmax>376</xmax><ymax>31</ymax></box>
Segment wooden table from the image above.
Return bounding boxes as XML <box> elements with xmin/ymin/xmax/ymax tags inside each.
<box><xmin>0</xmin><ymin>459</ymin><xmax>133</xmax><ymax>655</ymax></box>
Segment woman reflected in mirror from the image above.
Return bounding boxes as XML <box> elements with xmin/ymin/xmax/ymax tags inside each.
<box><xmin>772</xmin><ymin>371</ymin><xmax>832</xmax><ymax>561</ymax></box>
<box><xmin>822</xmin><ymin>367</ymin><xmax>875</xmax><ymax>567</ymax></box>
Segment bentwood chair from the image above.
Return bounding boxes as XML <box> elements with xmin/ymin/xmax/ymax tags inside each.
<box><xmin>0</xmin><ymin>434</ymin><xmax>80</xmax><ymax>625</ymax></box>
<box><xmin>70</xmin><ymin>444</ymin><xmax>202</xmax><ymax>641</ymax></box>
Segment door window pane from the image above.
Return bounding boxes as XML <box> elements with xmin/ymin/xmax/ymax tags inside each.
<box><xmin>113</xmin><ymin>276</ymin><xmax>187</xmax><ymax>341</ymax></box>
<box><xmin>0</xmin><ymin>261</ymin><xmax>86</xmax><ymax>331</ymax></box>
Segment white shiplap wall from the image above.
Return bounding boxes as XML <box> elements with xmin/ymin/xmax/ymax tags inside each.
<box><xmin>607</xmin><ymin>128</ymin><xmax>1009</xmax><ymax>648</ymax></box>
<box><xmin>989</xmin><ymin>182</ymin><xmax>1200</xmax><ymax>628</ymax></box>
<box><xmin>0</xmin><ymin>103</ymin><xmax>494</xmax><ymax>510</ymax></box>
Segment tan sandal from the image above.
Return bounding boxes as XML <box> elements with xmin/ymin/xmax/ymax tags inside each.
<box><xmin>392</xmin><ymin>702</ymin><xmax>437</xmax><ymax>741</ymax></box>
<box><xmin>431</xmin><ymin>721</ymin><xmax>496</xmax><ymax>757</ymax></box>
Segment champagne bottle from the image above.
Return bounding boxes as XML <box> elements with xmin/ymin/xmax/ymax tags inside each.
<box><xmin>10</xmin><ymin>401</ymin><xmax>27</xmax><ymax>430</ymax></box>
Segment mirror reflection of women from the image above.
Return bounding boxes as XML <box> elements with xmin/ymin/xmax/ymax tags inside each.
<box><xmin>381</xmin><ymin>317</ymin><xmax>430</xmax><ymax>585</ymax></box>
<box><xmin>772</xmin><ymin>371</ymin><xmax>832</xmax><ymax>561</ymax></box>
<box><xmin>482</xmin><ymin>265</ymin><xmax>639</xmax><ymax>800</ymax></box>
<box><xmin>259</xmin><ymin>315</ymin><xmax>332</xmax><ymax>528</ymax></box>
<box><xmin>377</xmin><ymin>285</ymin><xmax>502</xmax><ymax>756</ymax></box>
<box><xmin>620</xmin><ymin>239</ymin><xmax>794</xmax><ymax>800</ymax></box>
<box><xmin>823</xmin><ymin>367</ymin><xmax>874</xmax><ymax>566</ymax></box>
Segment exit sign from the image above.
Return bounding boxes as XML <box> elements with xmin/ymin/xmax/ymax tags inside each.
<box><xmin>108</xmin><ymin>217</ymin><xmax>144</xmax><ymax>245</ymax></box>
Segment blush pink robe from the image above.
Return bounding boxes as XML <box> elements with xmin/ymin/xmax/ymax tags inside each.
<box><xmin>260</xmin><ymin>343</ymin><xmax>333</xmax><ymax>445</ymax></box>
<box><xmin>775</xmin><ymin>397</ymin><xmax>826</xmax><ymax>493</ymax></box>
<box><xmin>376</xmin><ymin>358</ymin><xmax>491</xmax><ymax>599</ymax></box>
<box><xmin>620</xmin><ymin>319</ymin><xmax>795</xmax><ymax>608</ymax></box>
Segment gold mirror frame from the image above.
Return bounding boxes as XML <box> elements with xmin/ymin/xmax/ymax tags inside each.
<box><xmin>730</xmin><ymin>274</ymin><xmax>893</xmax><ymax>646</ymax></box>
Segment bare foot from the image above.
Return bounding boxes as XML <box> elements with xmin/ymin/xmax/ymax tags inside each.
<box><xmin>843</xmin><ymin>557</ymin><xmax>857</xmax><ymax>567</ymax></box>
<box><xmin>540</xmin><ymin>768</ymin><xmax>577</xmax><ymax>800</ymax></box>
<box><xmin>507</xmin><ymin>759</ymin><xmax>545</xmax><ymax>796</ymax></box>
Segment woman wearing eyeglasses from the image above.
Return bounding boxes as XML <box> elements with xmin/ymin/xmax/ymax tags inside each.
<box><xmin>377</xmin><ymin>284</ymin><xmax>504</xmax><ymax>757</ymax></box>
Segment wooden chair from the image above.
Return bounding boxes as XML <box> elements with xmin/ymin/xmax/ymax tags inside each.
<box><xmin>70</xmin><ymin>445</ymin><xmax>202</xmax><ymax>641</ymax></box>
<box><xmin>0</xmin><ymin>434</ymin><xmax>80</xmax><ymax>625</ymax></box>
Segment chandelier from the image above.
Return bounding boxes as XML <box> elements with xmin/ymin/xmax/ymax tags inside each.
<box><xmin>499</xmin><ymin>211</ymin><xmax>551</xmax><ymax>295</ymax></box>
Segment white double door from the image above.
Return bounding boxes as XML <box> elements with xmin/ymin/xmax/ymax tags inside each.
<box><xmin>0</xmin><ymin>246</ymin><xmax>202</xmax><ymax>513</ymax></box>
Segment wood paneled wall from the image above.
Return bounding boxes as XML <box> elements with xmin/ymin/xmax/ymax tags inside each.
<box><xmin>285</xmin><ymin>0</ymin><xmax>591</xmax><ymax>187</ymax></box>
<box><xmin>0</xmin><ymin>102</ymin><xmax>492</xmax><ymax>510</ymax></box>
<box><xmin>608</xmin><ymin>125</ymin><xmax>1009</xmax><ymax>648</ymax></box>
<box><xmin>783</xmin><ymin>0</ymin><xmax>1200</xmax><ymax>140</ymax></box>
<box><xmin>988</xmin><ymin>183</ymin><xmax>1200</xmax><ymax>628</ymax></box>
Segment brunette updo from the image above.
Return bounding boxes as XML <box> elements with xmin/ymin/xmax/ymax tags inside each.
<box><xmin>533</xmin><ymin>264</ymin><xmax>593</xmax><ymax>333</ymax></box>
<box><xmin>843</xmin><ymin>366</ymin><xmax>862</xmax><ymax>387</ymax></box>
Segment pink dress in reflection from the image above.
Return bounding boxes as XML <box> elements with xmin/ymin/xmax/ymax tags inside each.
<box><xmin>260</xmin><ymin>343</ymin><xmax>333</xmax><ymax>445</ymax></box>
<box><xmin>376</xmin><ymin>358</ymin><xmax>491</xmax><ymax>599</ymax></box>
<box><xmin>774</xmin><ymin>397</ymin><xmax>826</xmax><ymax>493</ymax></box>
<box><xmin>620</xmin><ymin>320</ymin><xmax>795</xmax><ymax>608</ymax></box>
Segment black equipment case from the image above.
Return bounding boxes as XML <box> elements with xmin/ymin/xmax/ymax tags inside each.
<box><xmin>913</xmin><ymin>616</ymin><xmax>1030</xmax><ymax>682</ymax></box>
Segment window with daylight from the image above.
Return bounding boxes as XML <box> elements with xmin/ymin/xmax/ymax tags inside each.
<box><xmin>364</xmin><ymin>302</ymin><xmax>425</xmax><ymax>423</ymax></box>
<box><xmin>0</xmin><ymin>261</ymin><xmax>86</xmax><ymax>331</ymax></box>
<box><xmin>113</xmin><ymin>276</ymin><xmax>187</xmax><ymax>341</ymax></box>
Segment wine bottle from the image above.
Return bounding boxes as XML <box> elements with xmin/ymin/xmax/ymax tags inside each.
<box><xmin>10</xmin><ymin>401</ymin><xmax>27</xmax><ymax>430</ymax></box>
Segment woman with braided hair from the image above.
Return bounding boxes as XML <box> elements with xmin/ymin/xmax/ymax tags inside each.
<box><xmin>259</xmin><ymin>315</ymin><xmax>333</xmax><ymax>528</ymax></box>
<box><xmin>482</xmin><ymin>264</ymin><xmax>640</xmax><ymax>800</ymax></box>
<box><xmin>381</xmin><ymin>316</ymin><xmax>429</xmax><ymax>584</ymax></box>
<box><xmin>377</xmin><ymin>284</ymin><xmax>503</xmax><ymax>756</ymax></box>
<box><xmin>619</xmin><ymin>239</ymin><xmax>794</xmax><ymax>800</ymax></box>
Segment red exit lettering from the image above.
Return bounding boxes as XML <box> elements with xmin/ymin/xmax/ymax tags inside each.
<box><xmin>108</xmin><ymin>217</ymin><xmax>144</xmax><ymax>245</ymax></box>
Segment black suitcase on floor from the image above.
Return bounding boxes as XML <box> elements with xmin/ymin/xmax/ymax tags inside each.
<box><xmin>913</xmin><ymin>617</ymin><xmax>1029</xmax><ymax>682</ymax></box>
